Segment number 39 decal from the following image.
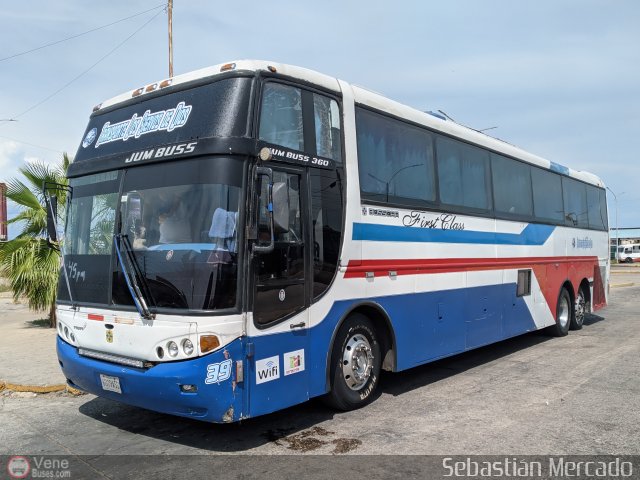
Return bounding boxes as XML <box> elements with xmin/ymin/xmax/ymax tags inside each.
<box><xmin>205</xmin><ymin>359</ymin><xmax>232</xmax><ymax>384</ymax></box>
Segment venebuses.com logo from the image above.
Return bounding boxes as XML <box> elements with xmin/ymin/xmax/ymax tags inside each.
<box><xmin>6</xmin><ymin>456</ymin><xmax>71</xmax><ymax>478</ymax></box>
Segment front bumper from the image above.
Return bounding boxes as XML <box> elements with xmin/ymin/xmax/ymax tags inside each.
<box><xmin>57</xmin><ymin>336</ymin><xmax>246</xmax><ymax>423</ymax></box>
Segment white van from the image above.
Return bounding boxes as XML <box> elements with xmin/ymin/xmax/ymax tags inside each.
<box><xmin>617</xmin><ymin>243</ymin><xmax>640</xmax><ymax>263</ymax></box>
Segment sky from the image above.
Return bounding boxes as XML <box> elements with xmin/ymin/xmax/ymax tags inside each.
<box><xmin>1</xmin><ymin>0</ymin><xmax>638</xmax><ymax>237</ymax></box>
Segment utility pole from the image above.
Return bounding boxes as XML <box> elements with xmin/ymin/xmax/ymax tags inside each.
<box><xmin>606</xmin><ymin>187</ymin><xmax>624</xmax><ymax>262</ymax></box>
<box><xmin>168</xmin><ymin>0</ymin><xmax>174</xmax><ymax>77</ymax></box>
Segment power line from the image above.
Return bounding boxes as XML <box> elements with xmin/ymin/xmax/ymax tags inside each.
<box><xmin>8</xmin><ymin>9</ymin><xmax>163</xmax><ymax>121</ymax></box>
<box><xmin>0</xmin><ymin>3</ymin><xmax>166</xmax><ymax>63</ymax></box>
<box><xmin>0</xmin><ymin>134</ymin><xmax>63</xmax><ymax>153</ymax></box>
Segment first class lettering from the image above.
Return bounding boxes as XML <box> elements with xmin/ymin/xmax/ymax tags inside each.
<box><xmin>402</xmin><ymin>212</ymin><xmax>465</xmax><ymax>230</ymax></box>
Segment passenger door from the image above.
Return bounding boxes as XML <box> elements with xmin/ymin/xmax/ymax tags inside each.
<box><xmin>250</xmin><ymin>166</ymin><xmax>310</xmax><ymax>416</ymax></box>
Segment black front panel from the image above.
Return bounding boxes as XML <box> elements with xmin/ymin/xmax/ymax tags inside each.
<box><xmin>71</xmin><ymin>77</ymin><xmax>253</xmax><ymax>175</ymax></box>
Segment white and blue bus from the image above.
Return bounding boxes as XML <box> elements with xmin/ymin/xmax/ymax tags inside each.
<box><xmin>50</xmin><ymin>60</ymin><xmax>609</xmax><ymax>423</ymax></box>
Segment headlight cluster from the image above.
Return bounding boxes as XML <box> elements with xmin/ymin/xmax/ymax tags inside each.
<box><xmin>156</xmin><ymin>338</ymin><xmax>195</xmax><ymax>360</ymax></box>
<box><xmin>58</xmin><ymin>322</ymin><xmax>76</xmax><ymax>343</ymax></box>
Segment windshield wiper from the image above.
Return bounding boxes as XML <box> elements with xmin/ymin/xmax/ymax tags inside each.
<box><xmin>113</xmin><ymin>234</ymin><xmax>155</xmax><ymax>320</ymax></box>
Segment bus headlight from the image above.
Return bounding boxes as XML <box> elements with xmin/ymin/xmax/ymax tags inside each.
<box><xmin>167</xmin><ymin>341</ymin><xmax>179</xmax><ymax>357</ymax></box>
<box><xmin>64</xmin><ymin>326</ymin><xmax>69</xmax><ymax>339</ymax></box>
<box><xmin>182</xmin><ymin>339</ymin><xmax>194</xmax><ymax>356</ymax></box>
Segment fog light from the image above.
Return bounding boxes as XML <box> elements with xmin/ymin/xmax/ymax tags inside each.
<box><xmin>167</xmin><ymin>341</ymin><xmax>179</xmax><ymax>357</ymax></box>
<box><xmin>180</xmin><ymin>384</ymin><xmax>198</xmax><ymax>393</ymax></box>
<box><xmin>200</xmin><ymin>335</ymin><xmax>220</xmax><ymax>354</ymax></box>
<box><xmin>156</xmin><ymin>346</ymin><xmax>164</xmax><ymax>359</ymax></box>
<box><xmin>64</xmin><ymin>326</ymin><xmax>69</xmax><ymax>339</ymax></box>
<box><xmin>182</xmin><ymin>339</ymin><xmax>194</xmax><ymax>356</ymax></box>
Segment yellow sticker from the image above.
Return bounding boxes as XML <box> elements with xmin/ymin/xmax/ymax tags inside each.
<box><xmin>106</xmin><ymin>330</ymin><xmax>113</xmax><ymax>343</ymax></box>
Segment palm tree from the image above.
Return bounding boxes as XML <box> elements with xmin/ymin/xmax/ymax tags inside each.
<box><xmin>0</xmin><ymin>154</ymin><xmax>70</xmax><ymax>327</ymax></box>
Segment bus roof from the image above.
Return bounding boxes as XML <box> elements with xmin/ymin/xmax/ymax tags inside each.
<box><xmin>95</xmin><ymin>59</ymin><xmax>604</xmax><ymax>189</ymax></box>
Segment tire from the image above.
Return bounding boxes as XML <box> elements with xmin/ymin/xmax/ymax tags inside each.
<box><xmin>626</xmin><ymin>257</ymin><xmax>633</xmax><ymax>264</ymax></box>
<box><xmin>323</xmin><ymin>314</ymin><xmax>381</xmax><ymax>411</ymax></box>
<box><xmin>571</xmin><ymin>287</ymin><xmax>587</xmax><ymax>330</ymax></box>
<box><xmin>548</xmin><ymin>288</ymin><xmax>571</xmax><ymax>337</ymax></box>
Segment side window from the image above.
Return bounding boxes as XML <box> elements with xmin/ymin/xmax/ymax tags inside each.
<box><xmin>492</xmin><ymin>154</ymin><xmax>533</xmax><ymax>217</ymax></box>
<box><xmin>531</xmin><ymin>168</ymin><xmax>564</xmax><ymax>223</ymax></box>
<box><xmin>436</xmin><ymin>136</ymin><xmax>491</xmax><ymax>210</ymax></box>
<box><xmin>356</xmin><ymin>107</ymin><xmax>436</xmax><ymax>205</ymax></box>
<box><xmin>313</xmin><ymin>94</ymin><xmax>342</xmax><ymax>162</ymax></box>
<box><xmin>599</xmin><ymin>188</ymin><xmax>608</xmax><ymax>230</ymax></box>
<box><xmin>259</xmin><ymin>83</ymin><xmax>304</xmax><ymax>151</ymax></box>
<box><xmin>310</xmin><ymin>168</ymin><xmax>343</xmax><ymax>298</ymax></box>
<box><xmin>562</xmin><ymin>177</ymin><xmax>588</xmax><ymax>228</ymax></box>
<box><xmin>587</xmin><ymin>185</ymin><xmax>606</xmax><ymax>230</ymax></box>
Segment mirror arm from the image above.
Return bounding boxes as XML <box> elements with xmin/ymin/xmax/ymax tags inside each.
<box><xmin>43</xmin><ymin>184</ymin><xmax>76</xmax><ymax>310</ymax></box>
<box><xmin>253</xmin><ymin>166</ymin><xmax>274</xmax><ymax>254</ymax></box>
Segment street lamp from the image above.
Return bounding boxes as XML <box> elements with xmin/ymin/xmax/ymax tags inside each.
<box><xmin>606</xmin><ymin>187</ymin><xmax>625</xmax><ymax>262</ymax></box>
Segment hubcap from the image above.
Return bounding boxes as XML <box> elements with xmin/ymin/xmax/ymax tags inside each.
<box><xmin>575</xmin><ymin>292</ymin><xmax>586</xmax><ymax>325</ymax></box>
<box><xmin>558</xmin><ymin>295</ymin><xmax>570</xmax><ymax>329</ymax></box>
<box><xmin>342</xmin><ymin>334</ymin><xmax>374</xmax><ymax>391</ymax></box>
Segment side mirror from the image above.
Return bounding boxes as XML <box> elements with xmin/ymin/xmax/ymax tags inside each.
<box><xmin>124</xmin><ymin>192</ymin><xmax>143</xmax><ymax>237</ymax></box>
<box><xmin>45</xmin><ymin>195</ymin><xmax>58</xmax><ymax>243</ymax></box>
<box><xmin>272</xmin><ymin>182</ymin><xmax>290</xmax><ymax>234</ymax></box>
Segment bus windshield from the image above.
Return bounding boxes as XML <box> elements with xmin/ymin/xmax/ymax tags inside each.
<box><xmin>59</xmin><ymin>156</ymin><xmax>245</xmax><ymax>312</ymax></box>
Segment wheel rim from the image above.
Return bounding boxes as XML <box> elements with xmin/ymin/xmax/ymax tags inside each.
<box><xmin>342</xmin><ymin>333</ymin><xmax>374</xmax><ymax>391</ymax></box>
<box><xmin>558</xmin><ymin>295</ymin><xmax>570</xmax><ymax>329</ymax></box>
<box><xmin>575</xmin><ymin>291</ymin><xmax>586</xmax><ymax>325</ymax></box>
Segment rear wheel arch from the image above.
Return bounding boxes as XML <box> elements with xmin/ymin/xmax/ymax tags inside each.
<box><xmin>324</xmin><ymin>302</ymin><xmax>396</xmax><ymax>392</ymax></box>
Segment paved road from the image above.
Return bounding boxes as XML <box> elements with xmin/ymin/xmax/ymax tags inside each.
<box><xmin>0</xmin><ymin>298</ymin><xmax>65</xmax><ymax>386</ymax></box>
<box><xmin>2</xmin><ymin>282</ymin><xmax>639</xmax><ymax>460</ymax></box>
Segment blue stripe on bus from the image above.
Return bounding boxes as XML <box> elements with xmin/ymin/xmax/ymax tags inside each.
<box><xmin>352</xmin><ymin>222</ymin><xmax>555</xmax><ymax>245</ymax></box>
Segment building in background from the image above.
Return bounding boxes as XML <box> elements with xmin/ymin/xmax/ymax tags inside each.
<box><xmin>0</xmin><ymin>183</ymin><xmax>6</xmax><ymax>241</ymax></box>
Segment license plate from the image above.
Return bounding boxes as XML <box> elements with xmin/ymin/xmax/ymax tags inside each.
<box><xmin>100</xmin><ymin>374</ymin><xmax>122</xmax><ymax>394</ymax></box>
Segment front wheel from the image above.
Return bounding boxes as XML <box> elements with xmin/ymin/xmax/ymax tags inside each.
<box><xmin>626</xmin><ymin>257</ymin><xmax>633</xmax><ymax>264</ymax></box>
<box><xmin>323</xmin><ymin>314</ymin><xmax>381</xmax><ymax>411</ymax></box>
<box><xmin>571</xmin><ymin>287</ymin><xmax>587</xmax><ymax>330</ymax></box>
<box><xmin>548</xmin><ymin>288</ymin><xmax>571</xmax><ymax>337</ymax></box>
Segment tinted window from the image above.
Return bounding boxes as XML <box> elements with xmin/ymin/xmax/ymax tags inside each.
<box><xmin>587</xmin><ymin>185</ymin><xmax>607</xmax><ymax>230</ymax></box>
<box><xmin>356</xmin><ymin>108</ymin><xmax>435</xmax><ymax>205</ymax></box>
<box><xmin>599</xmin><ymin>188</ymin><xmax>608</xmax><ymax>230</ymax></box>
<box><xmin>310</xmin><ymin>168</ymin><xmax>343</xmax><ymax>298</ymax></box>
<box><xmin>492</xmin><ymin>154</ymin><xmax>533</xmax><ymax>216</ymax></box>
<box><xmin>562</xmin><ymin>177</ymin><xmax>588</xmax><ymax>228</ymax></box>
<box><xmin>314</xmin><ymin>94</ymin><xmax>342</xmax><ymax>162</ymax></box>
<box><xmin>259</xmin><ymin>83</ymin><xmax>304</xmax><ymax>151</ymax></box>
<box><xmin>436</xmin><ymin>136</ymin><xmax>491</xmax><ymax>210</ymax></box>
<box><xmin>532</xmin><ymin>167</ymin><xmax>564</xmax><ymax>222</ymax></box>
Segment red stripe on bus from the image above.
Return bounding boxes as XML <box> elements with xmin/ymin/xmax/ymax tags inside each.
<box><xmin>87</xmin><ymin>314</ymin><xmax>104</xmax><ymax>321</ymax></box>
<box><xmin>344</xmin><ymin>256</ymin><xmax>599</xmax><ymax>278</ymax></box>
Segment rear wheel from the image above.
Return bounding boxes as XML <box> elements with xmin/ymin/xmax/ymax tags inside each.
<box><xmin>571</xmin><ymin>287</ymin><xmax>587</xmax><ymax>330</ymax></box>
<box><xmin>626</xmin><ymin>257</ymin><xmax>633</xmax><ymax>264</ymax></box>
<box><xmin>323</xmin><ymin>314</ymin><xmax>381</xmax><ymax>411</ymax></box>
<box><xmin>548</xmin><ymin>288</ymin><xmax>571</xmax><ymax>337</ymax></box>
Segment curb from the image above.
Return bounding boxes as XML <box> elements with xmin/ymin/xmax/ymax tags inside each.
<box><xmin>0</xmin><ymin>380</ymin><xmax>84</xmax><ymax>396</ymax></box>
<box><xmin>611</xmin><ymin>283</ymin><xmax>635</xmax><ymax>288</ymax></box>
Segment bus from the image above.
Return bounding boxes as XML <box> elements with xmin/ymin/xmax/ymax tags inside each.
<box><xmin>616</xmin><ymin>243</ymin><xmax>640</xmax><ymax>263</ymax></box>
<box><xmin>48</xmin><ymin>60</ymin><xmax>610</xmax><ymax>423</ymax></box>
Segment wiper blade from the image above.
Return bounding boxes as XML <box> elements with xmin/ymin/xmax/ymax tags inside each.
<box><xmin>113</xmin><ymin>234</ymin><xmax>155</xmax><ymax>320</ymax></box>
